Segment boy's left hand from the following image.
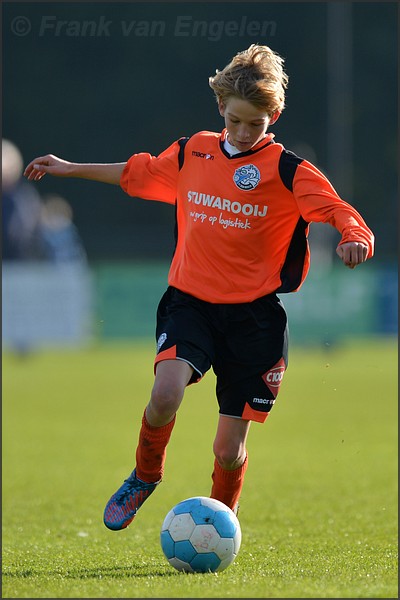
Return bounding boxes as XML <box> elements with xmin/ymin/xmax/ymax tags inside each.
<box><xmin>336</xmin><ymin>242</ymin><xmax>369</xmax><ymax>269</ymax></box>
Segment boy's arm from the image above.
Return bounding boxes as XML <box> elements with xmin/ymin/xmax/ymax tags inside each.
<box><xmin>24</xmin><ymin>154</ymin><xmax>126</xmax><ymax>185</ymax></box>
<box><xmin>292</xmin><ymin>161</ymin><xmax>375</xmax><ymax>269</ymax></box>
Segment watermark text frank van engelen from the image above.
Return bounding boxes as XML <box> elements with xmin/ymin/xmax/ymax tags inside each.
<box><xmin>11</xmin><ymin>15</ymin><xmax>277</xmax><ymax>42</ymax></box>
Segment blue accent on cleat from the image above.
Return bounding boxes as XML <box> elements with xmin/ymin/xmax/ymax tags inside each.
<box><xmin>103</xmin><ymin>469</ymin><xmax>159</xmax><ymax>531</ymax></box>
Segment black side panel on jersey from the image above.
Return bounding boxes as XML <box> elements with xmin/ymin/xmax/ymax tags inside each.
<box><xmin>178</xmin><ymin>137</ymin><xmax>190</xmax><ymax>171</ymax></box>
<box><xmin>173</xmin><ymin>137</ymin><xmax>190</xmax><ymax>259</ymax></box>
<box><xmin>277</xmin><ymin>149</ymin><xmax>309</xmax><ymax>293</ymax></box>
<box><xmin>278</xmin><ymin>149</ymin><xmax>303</xmax><ymax>191</ymax></box>
<box><xmin>276</xmin><ymin>217</ymin><xmax>309</xmax><ymax>293</ymax></box>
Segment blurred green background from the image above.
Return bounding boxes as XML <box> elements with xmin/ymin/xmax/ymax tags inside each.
<box><xmin>2</xmin><ymin>1</ymin><xmax>398</xmax><ymax>346</ymax></box>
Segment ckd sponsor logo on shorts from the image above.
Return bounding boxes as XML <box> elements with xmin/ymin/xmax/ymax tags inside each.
<box><xmin>262</xmin><ymin>358</ymin><xmax>286</xmax><ymax>397</ymax></box>
<box><xmin>233</xmin><ymin>164</ymin><xmax>261</xmax><ymax>191</ymax></box>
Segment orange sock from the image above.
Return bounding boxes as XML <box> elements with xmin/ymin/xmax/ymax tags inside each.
<box><xmin>210</xmin><ymin>453</ymin><xmax>248</xmax><ymax>511</ymax></box>
<box><xmin>135</xmin><ymin>411</ymin><xmax>176</xmax><ymax>483</ymax></box>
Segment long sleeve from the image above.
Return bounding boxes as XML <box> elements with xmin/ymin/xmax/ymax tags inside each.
<box><xmin>292</xmin><ymin>160</ymin><xmax>375</xmax><ymax>258</ymax></box>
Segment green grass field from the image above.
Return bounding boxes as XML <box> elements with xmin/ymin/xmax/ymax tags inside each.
<box><xmin>2</xmin><ymin>337</ymin><xmax>398</xmax><ymax>598</ymax></box>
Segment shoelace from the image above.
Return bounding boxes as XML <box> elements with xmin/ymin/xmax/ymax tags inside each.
<box><xmin>114</xmin><ymin>475</ymin><xmax>151</xmax><ymax>503</ymax></box>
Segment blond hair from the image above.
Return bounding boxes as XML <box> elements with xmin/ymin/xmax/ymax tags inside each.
<box><xmin>209</xmin><ymin>44</ymin><xmax>288</xmax><ymax>116</ymax></box>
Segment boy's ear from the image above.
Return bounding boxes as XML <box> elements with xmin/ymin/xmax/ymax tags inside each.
<box><xmin>269</xmin><ymin>110</ymin><xmax>281</xmax><ymax>126</ymax></box>
<box><xmin>218</xmin><ymin>100</ymin><xmax>225</xmax><ymax>117</ymax></box>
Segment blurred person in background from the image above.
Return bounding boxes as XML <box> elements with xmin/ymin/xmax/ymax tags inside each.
<box><xmin>39</xmin><ymin>193</ymin><xmax>87</xmax><ymax>264</ymax></box>
<box><xmin>2</xmin><ymin>138</ymin><xmax>86</xmax><ymax>264</ymax></box>
<box><xmin>2</xmin><ymin>138</ymin><xmax>44</xmax><ymax>261</ymax></box>
<box><xmin>3</xmin><ymin>141</ymin><xmax>89</xmax><ymax>358</ymax></box>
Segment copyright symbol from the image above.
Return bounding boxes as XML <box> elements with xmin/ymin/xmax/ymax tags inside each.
<box><xmin>11</xmin><ymin>16</ymin><xmax>32</xmax><ymax>36</ymax></box>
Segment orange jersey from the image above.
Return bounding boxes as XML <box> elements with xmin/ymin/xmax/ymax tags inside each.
<box><xmin>120</xmin><ymin>129</ymin><xmax>374</xmax><ymax>303</ymax></box>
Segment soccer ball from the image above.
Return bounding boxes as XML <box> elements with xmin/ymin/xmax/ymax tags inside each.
<box><xmin>160</xmin><ymin>496</ymin><xmax>241</xmax><ymax>573</ymax></box>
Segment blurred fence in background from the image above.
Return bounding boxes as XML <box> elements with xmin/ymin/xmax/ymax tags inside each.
<box><xmin>2</xmin><ymin>261</ymin><xmax>397</xmax><ymax>352</ymax></box>
<box><xmin>2</xmin><ymin>263</ymin><xmax>93</xmax><ymax>351</ymax></box>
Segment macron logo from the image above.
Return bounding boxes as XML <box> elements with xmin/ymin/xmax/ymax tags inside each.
<box><xmin>253</xmin><ymin>397</ymin><xmax>275</xmax><ymax>405</ymax></box>
<box><xmin>192</xmin><ymin>151</ymin><xmax>214</xmax><ymax>160</ymax></box>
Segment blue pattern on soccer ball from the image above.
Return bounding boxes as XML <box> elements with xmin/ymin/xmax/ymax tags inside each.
<box><xmin>160</xmin><ymin>496</ymin><xmax>242</xmax><ymax>573</ymax></box>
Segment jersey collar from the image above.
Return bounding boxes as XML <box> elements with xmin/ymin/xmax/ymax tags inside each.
<box><xmin>220</xmin><ymin>129</ymin><xmax>275</xmax><ymax>159</ymax></box>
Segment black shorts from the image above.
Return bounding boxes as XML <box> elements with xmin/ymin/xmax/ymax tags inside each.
<box><xmin>154</xmin><ymin>286</ymin><xmax>289</xmax><ymax>423</ymax></box>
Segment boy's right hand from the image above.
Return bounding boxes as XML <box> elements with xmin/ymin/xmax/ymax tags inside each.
<box><xmin>24</xmin><ymin>154</ymin><xmax>73</xmax><ymax>181</ymax></box>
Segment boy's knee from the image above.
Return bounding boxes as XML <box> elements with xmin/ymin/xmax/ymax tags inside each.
<box><xmin>150</xmin><ymin>381</ymin><xmax>184</xmax><ymax>417</ymax></box>
<box><xmin>213</xmin><ymin>442</ymin><xmax>246</xmax><ymax>471</ymax></box>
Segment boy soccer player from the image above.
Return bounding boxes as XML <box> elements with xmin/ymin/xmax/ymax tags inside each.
<box><xmin>24</xmin><ymin>44</ymin><xmax>374</xmax><ymax>530</ymax></box>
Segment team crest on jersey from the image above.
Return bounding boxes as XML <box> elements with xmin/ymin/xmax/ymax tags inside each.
<box><xmin>233</xmin><ymin>164</ymin><xmax>261</xmax><ymax>191</ymax></box>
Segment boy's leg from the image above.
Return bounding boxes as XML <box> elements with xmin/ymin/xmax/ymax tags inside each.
<box><xmin>135</xmin><ymin>359</ymin><xmax>194</xmax><ymax>481</ymax></box>
<box><xmin>211</xmin><ymin>415</ymin><xmax>251</xmax><ymax>512</ymax></box>
<box><xmin>104</xmin><ymin>360</ymin><xmax>193</xmax><ymax>531</ymax></box>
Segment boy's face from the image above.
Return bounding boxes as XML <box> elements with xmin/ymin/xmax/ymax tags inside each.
<box><xmin>218</xmin><ymin>96</ymin><xmax>279</xmax><ymax>152</ymax></box>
